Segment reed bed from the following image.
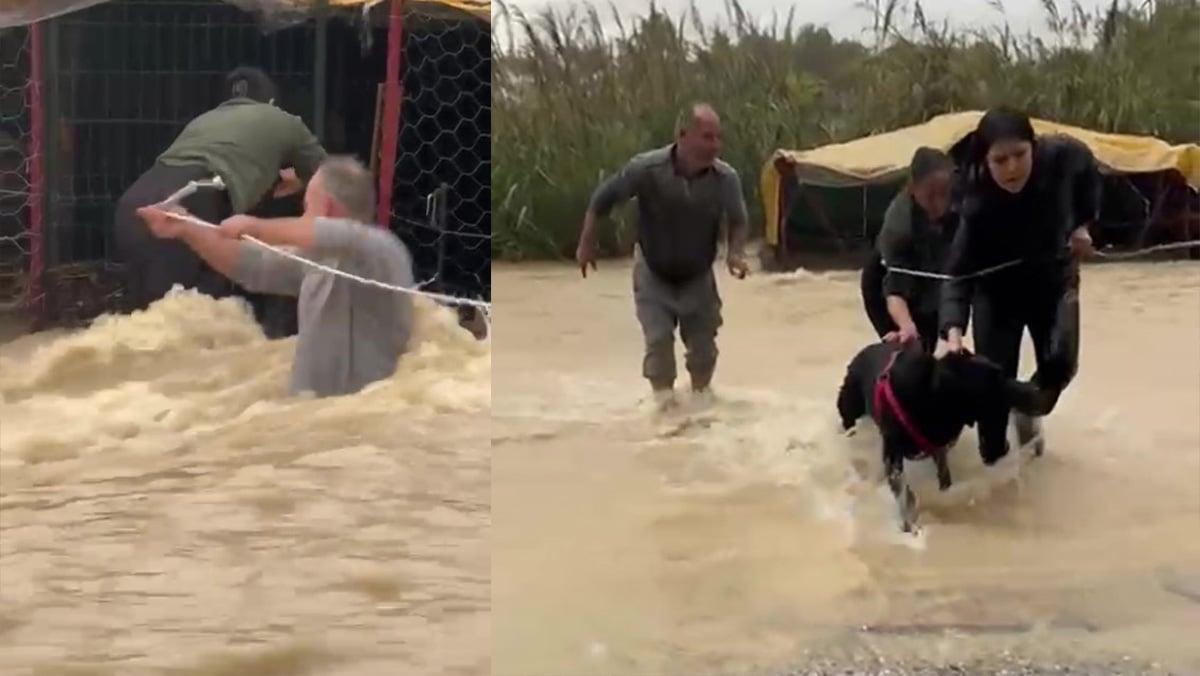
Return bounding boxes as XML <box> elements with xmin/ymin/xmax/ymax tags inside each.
<box><xmin>493</xmin><ymin>0</ymin><xmax>1199</xmax><ymax>259</ymax></box>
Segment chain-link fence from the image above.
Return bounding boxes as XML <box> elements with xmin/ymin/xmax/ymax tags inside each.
<box><xmin>1</xmin><ymin>0</ymin><xmax>492</xmax><ymax>330</ymax></box>
<box><xmin>384</xmin><ymin>3</ymin><xmax>490</xmax><ymax>304</ymax></box>
<box><xmin>0</xmin><ymin>25</ymin><xmax>36</xmax><ymax>315</ymax></box>
<box><xmin>37</xmin><ymin>0</ymin><xmax>324</xmax><ymax>323</ymax></box>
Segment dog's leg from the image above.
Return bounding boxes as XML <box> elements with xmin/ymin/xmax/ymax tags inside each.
<box><xmin>978</xmin><ymin>410</ymin><xmax>1011</xmax><ymax>466</ymax></box>
<box><xmin>883</xmin><ymin>440</ymin><xmax>918</xmax><ymax>533</ymax></box>
<box><xmin>931</xmin><ymin>447</ymin><xmax>952</xmax><ymax>491</ymax></box>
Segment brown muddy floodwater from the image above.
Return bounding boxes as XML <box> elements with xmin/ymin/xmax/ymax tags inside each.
<box><xmin>492</xmin><ymin>260</ymin><xmax>1200</xmax><ymax>676</ymax></box>
<box><xmin>0</xmin><ymin>290</ymin><xmax>490</xmax><ymax>676</ymax></box>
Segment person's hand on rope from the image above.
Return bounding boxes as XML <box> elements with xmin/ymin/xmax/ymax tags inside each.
<box><xmin>136</xmin><ymin>204</ymin><xmax>192</xmax><ymax>240</ymax></box>
<box><xmin>726</xmin><ymin>253</ymin><xmax>749</xmax><ymax>279</ymax></box>
<box><xmin>1069</xmin><ymin>225</ymin><xmax>1095</xmax><ymax>259</ymax></box>
<box><xmin>884</xmin><ymin>322</ymin><xmax>920</xmax><ymax>345</ymax></box>
<box><xmin>217</xmin><ymin>214</ymin><xmax>261</xmax><ymax>240</ymax></box>
<box><xmin>935</xmin><ymin>327</ymin><xmax>965</xmax><ymax>359</ymax></box>
<box><xmin>575</xmin><ymin>235</ymin><xmax>597</xmax><ymax>278</ymax></box>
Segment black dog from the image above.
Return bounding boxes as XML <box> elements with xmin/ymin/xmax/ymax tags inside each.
<box><xmin>836</xmin><ymin>341</ymin><xmax>1041</xmax><ymax>533</ymax></box>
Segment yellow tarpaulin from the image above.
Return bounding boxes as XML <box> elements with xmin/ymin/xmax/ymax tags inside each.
<box><xmin>760</xmin><ymin>111</ymin><xmax>1200</xmax><ymax>246</ymax></box>
<box><xmin>413</xmin><ymin>0</ymin><xmax>489</xmax><ymax>21</ymax></box>
<box><xmin>338</xmin><ymin>0</ymin><xmax>491</xmax><ymax>22</ymax></box>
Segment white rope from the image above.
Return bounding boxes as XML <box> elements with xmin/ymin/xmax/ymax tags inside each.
<box><xmin>882</xmin><ymin>258</ymin><xmax>1022</xmax><ymax>281</ymax></box>
<box><xmin>883</xmin><ymin>240</ymin><xmax>1200</xmax><ymax>282</ymax></box>
<box><xmin>165</xmin><ymin>211</ymin><xmax>492</xmax><ymax>313</ymax></box>
<box><xmin>162</xmin><ymin>176</ymin><xmax>226</xmax><ymax>208</ymax></box>
<box><xmin>1091</xmin><ymin>239</ymin><xmax>1200</xmax><ymax>261</ymax></box>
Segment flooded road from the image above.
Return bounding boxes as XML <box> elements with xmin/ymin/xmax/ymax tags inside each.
<box><xmin>492</xmin><ymin>260</ymin><xmax>1200</xmax><ymax>676</ymax></box>
<box><xmin>0</xmin><ymin>290</ymin><xmax>491</xmax><ymax>676</ymax></box>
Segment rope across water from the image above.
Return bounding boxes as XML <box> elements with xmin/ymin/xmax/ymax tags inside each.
<box><xmin>882</xmin><ymin>240</ymin><xmax>1200</xmax><ymax>281</ymax></box>
<box><xmin>157</xmin><ymin>178</ymin><xmax>491</xmax><ymax>315</ymax></box>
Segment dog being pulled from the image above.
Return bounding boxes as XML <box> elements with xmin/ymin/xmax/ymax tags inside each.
<box><xmin>836</xmin><ymin>341</ymin><xmax>1042</xmax><ymax>533</ymax></box>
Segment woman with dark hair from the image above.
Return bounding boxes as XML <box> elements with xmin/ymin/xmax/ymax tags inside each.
<box><xmin>938</xmin><ymin>106</ymin><xmax>1100</xmax><ymax>462</ymax></box>
<box><xmin>861</xmin><ymin>146</ymin><xmax>958</xmax><ymax>353</ymax></box>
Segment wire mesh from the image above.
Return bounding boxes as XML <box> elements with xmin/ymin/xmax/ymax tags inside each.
<box><xmin>388</xmin><ymin>6</ymin><xmax>490</xmax><ymax>303</ymax></box>
<box><xmin>6</xmin><ymin>0</ymin><xmax>492</xmax><ymax>328</ymax></box>
<box><xmin>31</xmin><ymin>0</ymin><xmax>323</xmax><ymax>324</ymax></box>
<box><xmin>0</xmin><ymin>26</ymin><xmax>34</xmax><ymax>312</ymax></box>
<box><xmin>47</xmin><ymin>0</ymin><xmax>318</xmax><ymax>268</ymax></box>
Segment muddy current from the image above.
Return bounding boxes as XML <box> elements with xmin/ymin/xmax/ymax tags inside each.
<box><xmin>492</xmin><ymin>261</ymin><xmax>1200</xmax><ymax>676</ymax></box>
<box><xmin>0</xmin><ymin>290</ymin><xmax>491</xmax><ymax>675</ymax></box>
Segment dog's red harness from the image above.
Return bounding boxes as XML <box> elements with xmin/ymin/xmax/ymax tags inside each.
<box><xmin>873</xmin><ymin>350</ymin><xmax>940</xmax><ymax>458</ymax></box>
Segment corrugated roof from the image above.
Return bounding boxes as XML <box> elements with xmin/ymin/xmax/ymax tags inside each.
<box><xmin>0</xmin><ymin>0</ymin><xmax>490</xmax><ymax>28</ymax></box>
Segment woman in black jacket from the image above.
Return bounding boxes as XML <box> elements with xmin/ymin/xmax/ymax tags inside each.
<box><xmin>938</xmin><ymin>107</ymin><xmax>1100</xmax><ymax>463</ymax></box>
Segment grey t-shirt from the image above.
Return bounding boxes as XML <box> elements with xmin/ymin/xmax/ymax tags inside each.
<box><xmin>589</xmin><ymin>144</ymin><xmax>749</xmax><ymax>284</ymax></box>
<box><xmin>232</xmin><ymin>217</ymin><xmax>415</xmax><ymax>398</ymax></box>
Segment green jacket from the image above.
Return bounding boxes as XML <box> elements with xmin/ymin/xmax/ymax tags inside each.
<box><xmin>158</xmin><ymin>97</ymin><xmax>326</xmax><ymax>213</ymax></box>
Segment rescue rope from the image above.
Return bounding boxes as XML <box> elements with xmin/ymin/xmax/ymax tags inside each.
<box><xmin>167</xmin><ymin>211</ymin><xmax>492</xmax><ymax>313</ymax></box>
<box><xmin>1092</xmin><ymin>240</ymin><xmax>1200</xmax><ymax>261</ymax></box>
<box><xmin>883</xmin><ymin>240</ymin><xmax>1200</xmax><ymax>282</ymax></box>
<box><xmin>156</xmin><ymin>178</ymin><xmax>491</xmax><ymax>317</ymax></box>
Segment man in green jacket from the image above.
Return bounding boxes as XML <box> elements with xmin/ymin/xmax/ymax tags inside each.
<box><xmin>113</xmin><ymin>66</ymin><xmax>326</xmax><ymax>336</ymax></box>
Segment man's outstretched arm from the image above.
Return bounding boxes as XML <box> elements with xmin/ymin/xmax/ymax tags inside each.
<box><xmin>225</xmin><ymin>215</ymin><xmax>396</xmax><ymax>264</ymax></box>
<box><xmin>578</xmin><ymin>157</ymin><xmax>645</xmax><ymax>257</ymax></box>
<box><xmin>171</xmin><ymin>217</ymin><xmax>306</xmax><ymax>297</ymax></box>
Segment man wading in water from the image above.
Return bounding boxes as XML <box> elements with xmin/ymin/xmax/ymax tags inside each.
<box><xmin>136</xmin><ymin>156</ymin><xmax>416</xmax><ymax>399</ymax></box>
<box><xmin>575</xmin><ymin>103</ymin><xmax>751</xmax><ymax>410</ymax></box>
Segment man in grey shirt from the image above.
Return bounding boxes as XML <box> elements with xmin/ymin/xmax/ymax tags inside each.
<box><xmin>135</xmin><ymin>156</ymin><xmax>415</xmax><ymax>398</ymax></box>
<box><xmin>576</xmin><ymin>103</ymin><xmax>750</xmax><ymax>410</ymax></box>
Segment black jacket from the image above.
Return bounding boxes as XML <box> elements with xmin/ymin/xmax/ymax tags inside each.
<box><xmin>940</xmin><ymin>135</ymin><xmax>1101</xmax><ymax>333</ymax></box>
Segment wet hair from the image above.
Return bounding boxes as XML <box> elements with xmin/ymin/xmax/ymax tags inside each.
<box><xmin>318</xmin><ymin>155</ymin><xmax>377</xmax><ymax>223</ymax></box>
<box><xmin>966</xmin><ymin>106</ymin><xmax>1036</xmax><ymax>179</ymax></box>
<box><xmin>225</xmin><ymin>66</ymin><xmax>277</xmax><ymax>103</ymax></box>
<box><xmin>910</xmin><ymin>146</ymin><xmax>953</xmax><ymax>183</ymax></box>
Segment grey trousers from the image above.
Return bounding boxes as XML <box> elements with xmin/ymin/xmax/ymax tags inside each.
<box><xmin>632</xmin><ymin>256</ymin><xmax>723</xmax><ymax>390</ymax></box>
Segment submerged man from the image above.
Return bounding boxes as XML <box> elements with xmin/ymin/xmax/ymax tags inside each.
<box><xmin>136</xmin><ymin>156</ymin><xmax>415</xmax><ymax>399</ymax></box>
<box><xmin>114</xmin><ymin>66</ymin><xmax>326</xmax><ymax>335</ymax></box>
<box><xmin>575</xmin><ymin>103</ymin><xmax>750</xmax><ymax>409</ymax></box>
<box><xmin>864</xmin><ymin>147</ymin><xmax>958</xmax><ymax>353</ymax></box>
<box><xmin>939</xmin><ymin>107</ymin><xmax>1100</xmax><ymax>461</ymax></box>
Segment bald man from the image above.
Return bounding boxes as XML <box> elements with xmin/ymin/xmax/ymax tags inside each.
<box><xmin>576</xmin><ymin>103</ymin><xmax>750</xmax><ymax>410</ymax></box>
<box><xmin>136</xmin><ymin>156</ymin><xmax>415</xmax><ymax>399</ymax></box>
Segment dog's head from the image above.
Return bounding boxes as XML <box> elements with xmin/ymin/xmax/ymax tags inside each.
<box><xmin>931</xmin><ymin>350</ymin><xmax>1040</xmax><ymax>425</ymax></box>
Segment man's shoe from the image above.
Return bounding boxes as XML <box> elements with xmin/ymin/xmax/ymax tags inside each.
<box><xmin>1013</xmin><ymin>413</ymin><xmax>1045</xmax><ymax>456</ymax></box>
<box><xmin>652</xmin><ymin>388</ymin><xmax>678</xmax><ymax>412</ymax></box>
<box><xmin>690</xmin><ymin>387</ymin><xmax>716</xmax><ymax>409</ymax></box>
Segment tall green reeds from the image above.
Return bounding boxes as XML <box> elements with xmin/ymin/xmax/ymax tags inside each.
<box><xmin>493</xmin><ymin>0</ymin><xmax>1200</xmax><ymax>260</ymax></box>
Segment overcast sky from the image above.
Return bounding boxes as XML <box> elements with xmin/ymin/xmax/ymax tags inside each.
<box><xmin>496</xmin><ymin>0</ymin><xmax>1115</xmax><ymax>45</ymax></box>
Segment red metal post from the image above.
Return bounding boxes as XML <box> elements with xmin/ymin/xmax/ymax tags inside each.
<box><xmin>377</xmin><ymin>0</ymin><xmax>404</xmax><ymax>227</ymax></box>
<box><xmin>27</xmin><ymin>22</ymin><xmax>45</xmax><ymax>318</ymax></box>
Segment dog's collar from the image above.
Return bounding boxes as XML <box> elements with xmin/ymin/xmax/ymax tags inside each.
<box><xmin>873</xmin><ymin>350</ymin><xmax>942</xmax><ymax>457</ymax></box>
